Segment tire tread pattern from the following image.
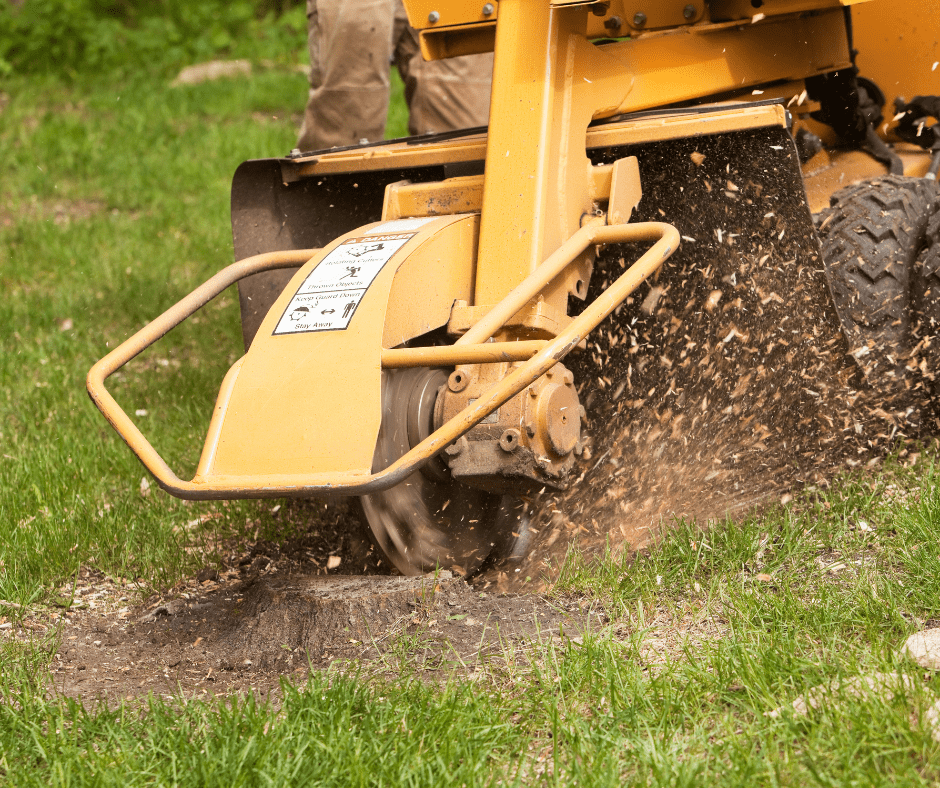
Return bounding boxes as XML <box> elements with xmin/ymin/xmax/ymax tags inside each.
<box><xmin>816</xmin><ymin>175</ymin><xmax>939</xmax><ymax>388</ymax></box>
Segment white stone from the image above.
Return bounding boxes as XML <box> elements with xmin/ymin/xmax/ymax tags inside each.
<box><xmin>766</xmin><ymin>672</ymin><xmax>916</xmax><ymax>718</ymax></box>
<box><xmin>900</xmin><ymin>628</ymin><xmax>940</xmax><ymax>670</ymax></box>
<box><xmin>925</xmin><ymin>699</ymin><xmax>940</xmax><ymax>742</ymax></box>
<box><xmin>171</xmin><ymin>60</ymin><xmax>252</xmax><ymax>87</ymax></box>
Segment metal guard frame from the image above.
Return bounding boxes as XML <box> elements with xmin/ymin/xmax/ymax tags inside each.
<box><xmin>86</xmin><ymin>221</ymin><xmax>680</xmax><ymax>500</ymax></box>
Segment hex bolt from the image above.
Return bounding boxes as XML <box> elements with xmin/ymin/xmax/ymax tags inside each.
<box><xmin>428</xmin><ymin>10</ymin><xmax>440</xmax><ymax>23</ymax></box>
<box><xmin>563</xmin><ymin>370</ymin><xmax>574</xmax><ymax>386</ymax></box>
<box><xmin>632</xmin><ymin>11</ymin><xmax>646</xmax><ymax>26</ymax></box>
<box><xmin>499</xmin><ymin>429</ymin><xmax>521</xmax><ymax>453</ymax></box>
<box><xmin>604</xmin><ymin>15</ymin><xmax>622</xmax><ymax>30</ymax></box>
<box><xmin>448</xmin><ymin>370</ymin><xmax>468</xmax><ymax>392</ymax></box>
<box><xmin>683</xmin><ymin>4</ymin><xmax>695</xmax><ymax>19</ymax></box>
<box><xmin>482</xmin><ymin>2</ymin><xmax>494</xmax><ymax>15</ymax></box>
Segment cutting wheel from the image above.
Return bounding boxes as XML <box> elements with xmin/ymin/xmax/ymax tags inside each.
<box><xmin>358</xmin><ymin>367</ymin><xmax>509</xmax><ymax>576</ymax></box>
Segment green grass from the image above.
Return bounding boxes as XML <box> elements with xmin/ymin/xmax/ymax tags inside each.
<box><xmin>0</xmin><ymin>64</ymin><xmax>409</xmax><ymax>607</ymax></box>
<box><xmin>4</xmin><ymin>62</ymin><xmax>940</xmax><ymax>786</ymax></box>
<box><xmin>5</xmin><ymin>457</ymin><xmax>940</xmax><ymax>785</ymax></box>
<box><xmin>0</xmin><ymin>68</ymin><xmax>315</xmax><ymax>606</ymax></box>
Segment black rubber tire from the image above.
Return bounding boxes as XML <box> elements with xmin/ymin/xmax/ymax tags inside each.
<box><xmin>913</xmin><ymin>202</ymin><xmax>940</xmax><ymax>402</ymax></box>
<box><xmin>816</xmin><ymin>175</ymin><xmax>939</xmax><ymax>403</ymax></box>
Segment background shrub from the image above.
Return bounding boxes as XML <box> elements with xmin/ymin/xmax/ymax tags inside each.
<box><xmin>0</xmin><ymin>0</ymin><xmax>307</xmax><ymax>77</ymax></box>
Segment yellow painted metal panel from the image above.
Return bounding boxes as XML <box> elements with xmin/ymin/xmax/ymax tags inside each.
<box><xmin>599</xmin><ymin>11</ymin><xmax>852</xmax><ymax>117</ymax></box>
<box><xmin>405</xmin><ymin>0</ymin><xmax>498</xmax><ymax>28</ymax></box>
<box><xmin>382</xmin><ymin>215</ymin><xmax>478</xmax><ymax>347</ymax></box>
<box><xmin>710</xmin><ymin>0</ymin><xmax>870</xmax><ymax>22</ymax></box>
<box><xmin>287</xmin><ymin>103</ymin><xmax>786</xmax><ymax>179</ymax></box>
<box><xmin>852</xmin><ymin>0</ymin><xmax>939</xmax><ymax>118</ymax></box>
<box><xmin>201</xmin><ymin>216</ymin><xmax>471</xmax><ymax>481</ymax></box>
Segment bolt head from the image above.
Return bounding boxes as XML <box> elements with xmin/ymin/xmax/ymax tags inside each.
<box><xmin>499</xmin><ymin>429</ymin><xmax>520</xmax><ymax>453</ymax></box>
<box><xmin>632</xmin><ymin>11</ymin><xmax>647</xmax><ymax>26</ymax></box>
<box><xmin>428</xmin><ymin>10</ymin><xmax>440</xmax><ymax>23</ymax></box>
<box><xmin>683</xmin><ymin>4</ymin><xmax>695</xmax><ymax>19</ymax></box>
<box><xmin>482</xmin><ymin>2</ymin><xmax>494</xmax><ymax>15</ymax></box>
<box><xmin>448</xmin><ymin>370</ymin><xmax>469</xmax><ymax>392</ymax></box>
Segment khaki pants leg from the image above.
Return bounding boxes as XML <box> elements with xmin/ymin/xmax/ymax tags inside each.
<box><xmin>392</xmin><ymin>1</ymin><xmax>493</xmax><ymax>135</ymax></box>
<box><xmin>297</xmin><ymin>0</ymin><xmax>396</xmax><ymax>151</ymax></box>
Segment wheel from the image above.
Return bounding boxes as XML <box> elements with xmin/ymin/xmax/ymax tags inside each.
<box><xmin>914</xmin><ymin>203</ymin><xmax>940</xmax><ymax>402</ymax></box>
<box><xmin>357</xmin><ymin>366</ymin><xmax>521</xmax><ymax>576</ymax></box>
<box><xmin>816</xmin><ymin>175</ymin><xmax>939</xmax><ymax>402</ymax></box>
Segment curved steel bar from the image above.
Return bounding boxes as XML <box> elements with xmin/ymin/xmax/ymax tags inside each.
<box><xmin>381</xmin><ymin>340</ymin><xmax>548</xmax><ymax>368</ymax></box>
<box><xmin>87</xmin><ymin>223</ymin><xmax>679</xmax><ymax>499</ymax></box>
<box><xmin>87</xmin><ymin>249</ymin><xmax>319</xmax><ymax>491</ymax></box>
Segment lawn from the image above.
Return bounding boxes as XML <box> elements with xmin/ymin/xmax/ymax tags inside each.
<box><xmin>3</xmin><ymin>52</ymin><xmax>940</xmax><ymax>788</ymax></box>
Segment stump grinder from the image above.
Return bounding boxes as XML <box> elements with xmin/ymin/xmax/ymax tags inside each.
<box><xmin>89</xmin><ymin>0</ymin><xmax>939</xmax><ymax>576</ymax></box>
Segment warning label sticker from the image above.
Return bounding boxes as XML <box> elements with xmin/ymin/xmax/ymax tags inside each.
<box><xmin>273</xmin><ymin>233</ymin><xmax>414</xmax><ymax>335</ymax></box>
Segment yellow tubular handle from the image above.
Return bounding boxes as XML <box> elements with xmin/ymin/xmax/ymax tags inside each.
<box><xmin>87</xmin><ymin>223</ymin><xmax>679</xmax><ymax>499</ymax></box>
<box><xmin>86</xmin><ymin>249</ymin><xmax>320</xmax><ymax>488</ymax></box>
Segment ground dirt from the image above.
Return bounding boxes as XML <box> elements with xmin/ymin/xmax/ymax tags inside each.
<box><xmin>7</xmin><ymin>541</ymin><xmax>600</xmax><ymax>706</ymax></box>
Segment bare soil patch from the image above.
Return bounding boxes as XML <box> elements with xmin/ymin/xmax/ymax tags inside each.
<box><xmin>22</xmin><ymin>561</ymin><xmax>595</xmax><ymax>706</ymax></box>
<box><xmin>0</xmin><ymin>196</ymin><xmax>106</xmax><ymax>229</ymax></box>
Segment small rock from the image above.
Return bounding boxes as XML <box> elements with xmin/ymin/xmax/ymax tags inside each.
<box><xmin>171</xmin><ymin>59</ymin><xmax>252</xmax><ymax>87</ymax></box>
<box><xmin>925</xmin><ymin>699</ymin><xmax>940</xmax><ymax>742</ymax></box>
<box><xmin>900</xmin><ymin>628</ymin><xmax>940</xmax><ymax>670</ymax></box>
<box><xmin>139</xmin><ymin>477</ymin><xmax>151</xmax><ymax>498</ymax></box>
<box><xmin>250</xmin><ymin>556</ymin><xmax>271</xmax><ymax>573</ymax></box>
<box><xmin>766</xmin><ymin>672</ymin><xmax>916</xmax><ymax>718</ymax></box>
<box><xmin>0</xmin><ymin>622</ymin><xmax>11</xmax><ymax>630</ymax></box>
<box><xmin>196</xmin><ymin>567</ymin><xmax>219</xmax><ymax>583</ymax></box>
<box><xmin>326</xmin><ymin>555</ymin><xmax>341</xmax><ymax>570</ymax></box>
<box><xmin>138</xmin><ymin>598</ymin><xmax>184</xmax><ymax>623</ymax></box>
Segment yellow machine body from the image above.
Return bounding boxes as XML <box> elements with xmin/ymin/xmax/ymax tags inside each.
<box><xmin>88</xmin><ymin>0</ymin><xmax>937</xmax><ymax>572</ymax></box>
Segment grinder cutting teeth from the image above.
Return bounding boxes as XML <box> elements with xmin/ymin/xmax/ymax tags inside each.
<box><xmin>359</xmin><ymin>366</ymin><xmax>508</xmax><ymax>576</ymax></box>
<box><xmin>88</xmin><ymin>0</ymin><xmax>939</xmax><ymax>577</ymax></box>
<box><xmin>360</xmin><ymin>354</ymin><xmax>584</xmax><ymax>575</ymax></box>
